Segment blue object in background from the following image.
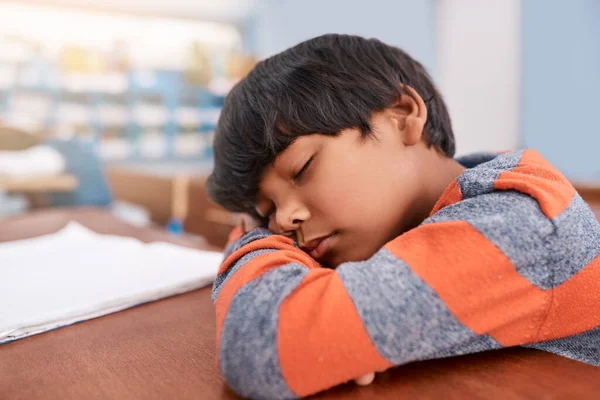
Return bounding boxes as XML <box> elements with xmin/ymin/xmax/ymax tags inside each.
<box><xmin>521</xmin><ymin>0</ymin><xmax>600</xmax><ymax>181</ymax></box>
<box><xmin>166</xmin><ymin>218</ymin><xmax>184</xmax><ymax>236</ymax></box>
<box><xmin>45</xmin><ymin>137</ymin><xmax>113</xmax><ymax>207</ymax></box>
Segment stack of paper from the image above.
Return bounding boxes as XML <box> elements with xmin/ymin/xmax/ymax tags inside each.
<box><xmin>0</xmin><ymin>223</ymin><xmax>222</xmax><ymax>344</ymax></box>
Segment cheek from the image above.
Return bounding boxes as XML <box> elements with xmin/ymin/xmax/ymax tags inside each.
<box><xmin>313</xmin><ymin>155</ymin><xmax>416</xmax><ymax>250</ymax></box>
<box><xmin>309</xmin><ymin>158</ymin><xmax>383</xmax><ymax>227</ymax></box>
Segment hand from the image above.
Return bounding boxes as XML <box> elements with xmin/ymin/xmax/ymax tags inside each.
<box><xmin>239</xmin><ymin>214</ymin><xmax>373</xmax><ymax>388</ymax></box>
<box><xmin>236</xmin><ymin>214</ymin><xmax>261</xmax><ymax>233</ymax></box>
<box><xmin>354</xmin><ymin>372</ymin><xmax>375</xmax><ymax>386</ymax></box>
<box><xmin>236</xmin><ymin>213</ymin><xmax>375</xmax><ymax>388</ymax></box>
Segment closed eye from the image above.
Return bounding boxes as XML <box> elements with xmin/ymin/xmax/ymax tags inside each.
<box><xmin>293</xmin><ymin>155</ymin><xmax>314</xmax><ymax>182</ymax></box>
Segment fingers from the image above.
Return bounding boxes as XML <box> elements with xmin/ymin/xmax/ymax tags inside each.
<box><xmin>240</xmin><ymin>216</ymin><xmax>247</xmax><ymax>233</ymax></box>
<box><xmin>242</xmin><ymin>215</ymin><xmax>261</xmax><ymax>232</ymax></box>
<box><xmin>354</xmin><ymin>372</ymin><xmax>375</xmax><ymax>386</ymax></box>
<box><xmin>234</xmin><ymin>214</ymin><xmax>261</xmax><ymax>233</ymax></box>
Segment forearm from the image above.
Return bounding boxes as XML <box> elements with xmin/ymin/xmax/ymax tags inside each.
<box><xmin>213</xmin><ymin>208</ymin><xmax>554</xmax><ymax>398</ymax></box>
<box><xmin>213</xmin><ymin>231</ymin><xmax>392</xmax><ymax>399</ymax></box>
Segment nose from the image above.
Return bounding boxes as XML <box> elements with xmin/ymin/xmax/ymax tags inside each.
<box><xmin>270</xmin><ymin>198</ymin><xmax>310</xmax><ymax>234</ymax></box>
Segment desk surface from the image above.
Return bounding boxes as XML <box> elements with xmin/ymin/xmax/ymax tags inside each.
<box><xmin>1</xmin><ymin>208</ymin><xmax>600</xmax><ymax>400</ymax></box>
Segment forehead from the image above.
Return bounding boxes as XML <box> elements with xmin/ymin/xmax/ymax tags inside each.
<box><xmin>274</xmin><ymin>135</ymin><xmax>320</xmax><ymax>168</ymax></box>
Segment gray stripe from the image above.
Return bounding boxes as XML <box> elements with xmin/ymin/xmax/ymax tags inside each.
<box><xmin>219</xmin><ymin>263</ymin><xmax>307</xmax><ymax>400</ymax></box>
<box><xmin>526</xmin><ymin>326</ymin><xmax>600</xmax><ymax>367</ymax></box>
<box><xmin>427</xmin><ymin>192</ymin><xmax>600</xmax><ymax>289</ymax></box>
<box><xmin>337</xmin><ymin>248</ymin><xmax>501</xmax><ymax>365</ymax></box>
<box><xmin>212</xmin><ymin>249</ymin><xmax>276</xmax><ymax>302</ymax></box>
<box><xmin>222</xmin><ymin>239</ymin><xmax>238</xmax><ymax>260</ymax></box>
<box><xmin>550</xmin><ymin>194</ymin><xmax>600</xmax><ymax>284</ymax></box>
<box><xmin>457</xmin><ymin>150</ymin><xmax>524</xmax><ymax>199</ymax></box>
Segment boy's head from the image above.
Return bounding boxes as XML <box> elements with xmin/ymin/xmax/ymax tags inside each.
<box><xmin>208</xmin><ymin>34</ymin><xmax>461</xmax><ymax>266</ymax></box>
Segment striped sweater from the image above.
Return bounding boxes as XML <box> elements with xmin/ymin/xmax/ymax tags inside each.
<box><xmin>212</xmin><ymin>149</ymin><xmax>600</xmax><ymax>399</ymax></box>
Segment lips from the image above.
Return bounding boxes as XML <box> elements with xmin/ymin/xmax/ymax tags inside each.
<box><xmin>301</xmin><ymin>236</ymin><xmax>327</xmax><ymax>253</ymax></box>
<box><xmin>301</xmin><ymin>234</ymin><xmax>336</xmax><ymax>260</ymax></box>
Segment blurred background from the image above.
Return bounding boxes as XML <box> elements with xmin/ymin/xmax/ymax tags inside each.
<box><xmin>0</xmin><ymin>0</ymin><xmax>598</xmax><ymax>247</ymax></box>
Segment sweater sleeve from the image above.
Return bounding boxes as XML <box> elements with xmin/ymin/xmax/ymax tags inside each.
<box><xmin>212</xmin><ymin>190</ymin><xmax>600</xmax><ymax>399</ymax></box>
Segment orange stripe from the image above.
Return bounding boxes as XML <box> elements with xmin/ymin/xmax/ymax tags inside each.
<box><xmin>386</xmin><ymin>220</ymin><xmax>600</xmax><ymax>345</ymax></box>
<box><xmin>215</xmin><ymin>237</ymin><xmax>318</xmax><ymax>365</ymax></box>
<box><xmin>278</xmin><ymin>269</ymin><xmax>392</xmax><ymax>396</ymax></box>
<box><xmin>540</xmin><ymin>254</ymin><xmax>600</xmax><ymax>340</ymax></box>
<box><xmin>219</xmin><ymin>235</ymin><xmax>320</xmax><ymax>274</ymax></box>
<box><xmin>430</xmin><ymin>180</ymin><xmax>463</xmax><ymax>217</ymax></box>
<box><xmin>385</xmin><ymin>221</ymin><xmax>550</xmax><ymax>346</ymax></box>
<box><xmin>494</xmin><ymin>150</ymin><xmax>575</xmax><ymax>219</ymax></box>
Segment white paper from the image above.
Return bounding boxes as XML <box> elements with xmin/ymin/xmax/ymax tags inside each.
<box><xmin>0</xmin><ymin>223</ymin><xmax>223</xmax><ymax>344</ymax></box>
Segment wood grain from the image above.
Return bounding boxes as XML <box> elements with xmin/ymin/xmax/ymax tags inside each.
<box><xmin>1</xmin><ymin>208</ymin><xmax>599</xmax><ymax>400</ymax></box>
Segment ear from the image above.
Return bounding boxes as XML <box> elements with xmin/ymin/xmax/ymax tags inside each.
<box><xmin>388</xmin><ymin>84</ymin><xmax>428</xmax><ymax>147</ymax></box>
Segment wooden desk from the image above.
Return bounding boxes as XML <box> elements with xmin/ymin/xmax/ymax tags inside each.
<box><xmin>0</xmin><ymin>174</ymin><xmax>78</xmax><ymax>193</ymax></box>
<box><xmin>1</xmin><ymin>209</ymin><xmax>600</xmax><ymax>400</ymax></box>
<box><xmin>590</xmin><ymin>203</ymin><xmax>600</xmax><ymax>220</ymax></box>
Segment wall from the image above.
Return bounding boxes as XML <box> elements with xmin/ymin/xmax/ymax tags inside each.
<box><xmin>253</xmin><ymin>0</ymin><xmax>436</xmax><ymax>72</ymax></box>
<box><xmin>522</xmin><ymin>0</ymin><xmax>600</xmax><ymax>181</ymax></box>
<box><xmin>437</xmin><ymin>0</ymin><xmax>521</xmax><ymax>156</ymax></box>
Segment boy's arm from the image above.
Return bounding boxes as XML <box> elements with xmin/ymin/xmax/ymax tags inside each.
<box><xmin>213</xmin><ymin>191</ymin><xmax>595</xmax><ymax>399</ymax></box>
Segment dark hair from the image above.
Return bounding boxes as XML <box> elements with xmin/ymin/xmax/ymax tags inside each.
<box><xmin>207</xmin><ymin>34</ymin><xmax>454</xmax><ymax>216</ymax></box>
